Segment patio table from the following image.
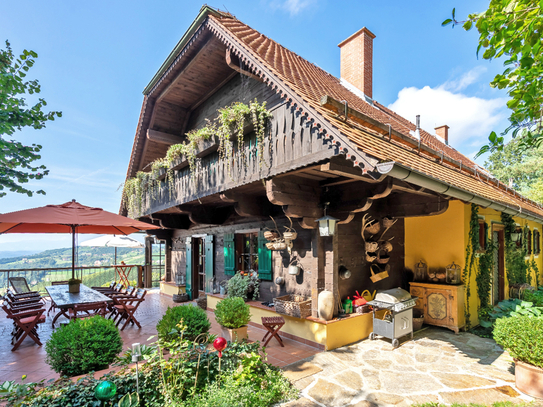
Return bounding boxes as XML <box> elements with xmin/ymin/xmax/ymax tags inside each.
<box><xmin>46</xmin><ymin>284</ymin><xmax>113</xmax><ymax>327</ymax></box>
<box><xmin>113</xmin><ymin>264</ymin><xmax>137</xmax><ymax>287</ymax></box>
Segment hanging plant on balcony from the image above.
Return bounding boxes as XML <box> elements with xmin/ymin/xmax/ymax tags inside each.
<box><xmin>122</xmin><ymin>100</ymin><xmax>272</xmax><ymax>218</ymax></box>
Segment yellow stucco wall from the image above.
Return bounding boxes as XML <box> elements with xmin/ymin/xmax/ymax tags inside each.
<box><xmin>160</xmin><ymin>282</ymin><xmax>186</xmax><ymax>296</ymax></box>
<box><xmin>207</xmin><ymin>294</ymin><xmax>375</xmax><ymax>350</ymax></box>
<box><xmin>406</xmin><ymin>200</ymin><xmax>543</xmax><ymax>328</ymax></box>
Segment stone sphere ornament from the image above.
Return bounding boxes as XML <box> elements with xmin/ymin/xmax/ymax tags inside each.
<box><xmin>94</xmin><ymin>380</ymin><xmax>117</xmax><ymax>401</ymax></box>
<box><xmin>213</xmin><ymin>336</ymin><xmax>227</xmax><ymax>357</ymax></box>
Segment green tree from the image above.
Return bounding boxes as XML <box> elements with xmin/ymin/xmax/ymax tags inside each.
<box><xmin>485</xmin><ymin>138</ymin><xmax>543</xmax><ymax>202</ymax></box>
<box><xmin>443</xmin><ymin>1</ymin><xmax>543</xmax><ymax>156</ymax></box>
<box><xmin>0</xmin><ymin>40</ymin><xmax>61</xmax><ymax>198</ymax></box>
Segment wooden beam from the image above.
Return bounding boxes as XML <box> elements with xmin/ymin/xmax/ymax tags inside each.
<box><xmin>299</xmin><ymin>217</ymin><xmax>317</xmax><ymax>230</ymax></box>
<box><xmin>320</xmin><ymin>159</ymin><xmax>385</xmax><ymax>183</ymax></box>
<box><xmin>377</xmin><ymin>194</ymin><xmax>450</xmax><ymax>218</ymax></box>
<box><xmin>147</xmin><ymin>129</ymin><xmax>183</xmax><ymax>146</ymax></box>
<box><xmin>337</xmin><ymin>179</ymin><xmax>394</xmax><ymax>224</ymax></box>
<box><xmin>226</xmin><ymin>50</ymin><xmax>263</xmax><ymax>82</ymax></box>
<box><xmin>220</xmin><ymin>191</ymin><xmax>272</xmax><ymax>217</ymax></box>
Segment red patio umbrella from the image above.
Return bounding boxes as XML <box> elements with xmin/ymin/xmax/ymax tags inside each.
<box><xmin>0</xmin><ymin>200</ymin><xmax>160</xmax><ymax>279</ymax></box>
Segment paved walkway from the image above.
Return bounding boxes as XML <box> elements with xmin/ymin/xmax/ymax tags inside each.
<box><xmin>0</xmin><ymin>290</ymin><xmax>319</xmax><ymax>384</ymax></box>
<box><xmin>281</xmin><ymin>327</ymin><xmax>539</xmax><ymax>406</ymax></box>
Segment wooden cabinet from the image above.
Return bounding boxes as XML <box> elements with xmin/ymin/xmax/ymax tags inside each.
<box><xmin>409</xmin><ymin>282</ymin><xmax>465</xmax><ymax>334</ymax></box>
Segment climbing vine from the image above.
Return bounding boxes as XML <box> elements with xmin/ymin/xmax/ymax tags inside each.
<box><xmin>531</xmin><ymin>259</ymin><xmax>541</xmax><ymax>287</ymax></box>
<box><xmin>463</xmin><ymin>203</ymin><xmax>479</xmax><ymax>329</ymax></box>
<box><xmin>122</xmin><ymin>100</ymin><xmax>272</xmax><ymax>218</ymax></box>
<box><xmin>476</xmin><ymin>222</ymin><xmax>496</xmax><ymax>312</ymax></box>
<box><xmin>501</xmin><ymin>212</ymin><xmax>529</xmax><ymax>286</ymax></box>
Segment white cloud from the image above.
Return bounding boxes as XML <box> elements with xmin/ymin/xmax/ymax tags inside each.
<box><xmin>270</xmin><ymin>0</ymin><xmax>317</xmax><ymax>16</ymax></box>
<box><xmin>387</xmin><ymin>69</ymin><xmax>507</xmax><ymax>149</ymax></box>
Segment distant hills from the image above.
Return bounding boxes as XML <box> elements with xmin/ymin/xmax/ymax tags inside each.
<box><xmin>0</xmin><ymin>250</ymin><xmax>40</xmax><ymax>260</ymax></box>
<box><xmin>0</xmin><ymin>246</ymin><xmax>146</xmax><ymax>270</ymax></box>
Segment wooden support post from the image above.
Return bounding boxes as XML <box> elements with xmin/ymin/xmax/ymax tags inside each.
<box><xmin>144</xmin><ymin>236</ymin><xmax>154</xmax><ymax>288</ymax></box>
<box><xmin>164</xmin><ymin>236</ymin><xmax>172</xmax><ymax>283</ymax></box>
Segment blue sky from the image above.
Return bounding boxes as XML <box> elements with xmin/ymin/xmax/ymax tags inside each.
<box><xmin>1</xmin><ymin>0</ymin><xmax>509</xmax><ymax>253</ymax></box>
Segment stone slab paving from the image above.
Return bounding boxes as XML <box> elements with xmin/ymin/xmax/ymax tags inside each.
<box><xmin>281</xmin><ymin>327</ymin><xmax>541</xmax><ymax>407</ymax></box>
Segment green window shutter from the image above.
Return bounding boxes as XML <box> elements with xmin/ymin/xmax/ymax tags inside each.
<box><xmin>204</xmin><ymin>235</ymin><xmax>214</xmax><ymax>292</ymax></box>
<box><xmin>224</xmin><ymin>233</ymin><xmax>235</xmax><ymax>276</ymax></box>
<box><xmin>258</xmin><ymin>230</ymin><xmax>272</xmax><ymax>281</ymax></box>
<box><xmin>185</xmin><ymin>237</ymin><xmax>193</xmax><ymax>300</ymax></box>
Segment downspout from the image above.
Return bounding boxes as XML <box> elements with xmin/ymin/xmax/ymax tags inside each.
<box><xmin>376</xmin><ymin>161</ymin><xmax>542</xmax><ymax>223</ymax></box>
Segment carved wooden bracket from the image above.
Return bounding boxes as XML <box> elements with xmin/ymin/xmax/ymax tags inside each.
<box><xmin>337</xmin><ymin>178</ymin><xmax>394</xmax><ymax>224</ymax></box>
<box><xmin>266</xmin><ymin>178</ymin><xmax>322</xmax><ymax>229</ymax></box>
<box><xmin>219</xmin><ymin>191</ymin><xmax>272</xmax><ymax>217</ymax></box>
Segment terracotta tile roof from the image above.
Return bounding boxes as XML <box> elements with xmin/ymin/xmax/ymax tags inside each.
<box><xmin>209</xmin><ymin>14</ymin><xmax>543</xmax><ymax>219</ymax></box>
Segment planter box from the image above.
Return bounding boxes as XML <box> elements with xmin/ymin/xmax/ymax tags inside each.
<box><xmin>68</xmin><ymin>284</ymin><xmax>80</xmax><ymax>293</ymax></box>
<box><xmin>220</xmin><ymin>326</ymin><xmax>248</xmax><ymax>343</ymax></box>
<box><xmin>515</xmin><ymin>359</ymin><xmax>543</xmax><ymax>398</ymax></box>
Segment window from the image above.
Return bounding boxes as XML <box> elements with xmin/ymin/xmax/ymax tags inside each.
<box><xmin>526</xmin><ymin>229</ymin><xmax>532</xmax><ymax>255</ymax></box>
<box><xmin>478</xmin><ymin>219</ymin><xmax>487</xmax><ymax>251</ymax></box>
<box><xmin>236</xmin><ymin>232</ymin><xmax>259</xmax><ymax>272</ymax></box>
<box><xmin>534</xmin><ymin>230</ymin><xmax>541</xmax><ymax>255</ymax></box>
<box><xmin>224</xmin><ymin>230</ymin><xmax>272</xmax><ymax>280</ymax></box>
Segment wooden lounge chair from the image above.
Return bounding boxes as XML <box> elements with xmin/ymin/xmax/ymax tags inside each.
<box><xmin>91</xmin><ymin>281</ymin><xmax>116</xmax><ymax>292</ymax></box>
<box><xmin>111</xmin><ymin>288</ymin><xmax>146</xmax><ymax>331</ymax></box>
<box><xmin>2</xmin><ymin>304</ymin><xmax>46</xmax><ymax>351</ymax></box>
<box><xmin>8</xmin><ymin>277</ymin><xmax>43</xmax><ymax>303</ymax></box>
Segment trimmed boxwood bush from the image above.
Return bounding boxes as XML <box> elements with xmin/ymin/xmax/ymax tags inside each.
<box><xmin>157</xmin><ymin>304</ymin><xmax>210</xmax><ymax>341</ymax></box>
<box><xmin>45</xmin><ymin>316</ymin><xmax>123</xmax><ymax>377</ymax></box>
<box><xmin>493</xmin><ymin>315</ymin><xmax>543</xmax><ymax>368</ymax></box>
<box><xmin>214</xmin><ymin>296</ymin><xmax>251</xmax><ymax>329</ymax></box>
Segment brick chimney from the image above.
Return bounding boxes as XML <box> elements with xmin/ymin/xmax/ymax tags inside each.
<box><xmin>435</xmin><ymin>125</ymin><xmax>449</xmax><ymax>145</ymax></box>
<box><xmin>338</xmin><ymin>27</ymin><xmax>376</xmax><ymax>99</ymax></box>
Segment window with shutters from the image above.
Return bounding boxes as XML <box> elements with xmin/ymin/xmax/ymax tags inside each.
<box><xmin>534</xmin><ymin>230</ymin><xmax>540</xmax><ymax>255</ymax></box>
<box><xmin>223</xmin><ymin>230</ymin><xmax>272</xmax><ymax>280</ymax></box>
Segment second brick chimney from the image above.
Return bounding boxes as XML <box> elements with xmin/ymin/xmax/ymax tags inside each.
<box><xmin>435</xmin><ymin>125</ymin><xmax>449</xmax><ymax>145</ymax></box>
<box><xmin>338</xmin><ymin>27</ymin><xmax>376</xmax><ymax>99</ymax></box>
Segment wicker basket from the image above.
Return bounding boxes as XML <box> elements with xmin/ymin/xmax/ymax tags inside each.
<box><xmin>354</xmin><ymin>304</ymin><xmax>371</xmax><ymax>314</ymax></box>
<box><xmin>283</xmin><ymin>231</ymin><xmax>297</xmax><ymax>241</ymax></box>
<box><xmin>264</xmin><ymin>231</ymin><xmax>280</xmax><ymax>241</ymax></box>
<box><xmin>273</xmin><ymin>294</ymin><xmax>312</xmax><ymax>319</ymax></box>
<box><xmin>366</xmin><ymin>220</ymin><xmax>381</xmax><ymax>235</ymax></box>
<box><xmin>365</xmin><ymin>241</ymin><xmax>379</xmax><ymax>252</ymax></box>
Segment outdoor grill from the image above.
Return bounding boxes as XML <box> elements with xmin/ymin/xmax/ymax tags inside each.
<box><xmin>367</xmin><ymin>288</ymin><xmax>418</xmax><ymax>348</ymax></box>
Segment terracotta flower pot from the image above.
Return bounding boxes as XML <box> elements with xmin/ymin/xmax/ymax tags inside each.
<box><xmin>220</xmin><ymin>326</ymin><xmax>248</xmax><ymax>343</ymax></box>
<box><xmin>515</xmin><ymin>359</ymin><xmax>543</xmax><ymax>398</ymax></box>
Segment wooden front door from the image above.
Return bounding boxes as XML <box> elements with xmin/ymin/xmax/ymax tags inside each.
<box><xmin>492</xmin><ymin>229</ymin><xmax>505</xmax><ymax>304</ymax></box>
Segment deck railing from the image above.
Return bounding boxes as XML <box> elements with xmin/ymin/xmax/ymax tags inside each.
<box><xmin>0</xmin><ymin>265</ymin><xmax>144</xmax><ymax>296</ymax></box>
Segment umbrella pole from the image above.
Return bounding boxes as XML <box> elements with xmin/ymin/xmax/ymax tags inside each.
<box><xmin>115</xmin><ymin>247</ymin><xmax>117</xmax><ymax>265</ymax></box>
<box><xmin>71</xmin><ymin>225</ymin><xmax>76</xmax><ymax>280</ymax></box>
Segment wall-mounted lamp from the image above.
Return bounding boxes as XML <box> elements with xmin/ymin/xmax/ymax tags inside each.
<box><xmin>315</xmin><ymin>202</ymin><xmax>338</xmax><ymax>237</ymax></box>
<box><xmin>511</xmin><ymin>227</ymin><xmax>522</xmax><ymax>244</ymax></box>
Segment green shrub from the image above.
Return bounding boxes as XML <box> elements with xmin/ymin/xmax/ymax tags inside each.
<box><xmin>215</xmin><ymin>296</ymin><xmax>251</xmax><ymax>329</ymax></box>
<box><xmin>156</xmin><ymin>305</ymin><xmax>210</xmax><ymax>341</ymax></box>
<box><xmin>493</xmin><ymin>315</ymin><xmax>543</xmax><ymax>368</ymax></box>
<box><xmin>227</xmin><ymin>272</ymin><xmax>260</xmax><ymax>301</ymax></box>
<box><xmin>523</xmin><ymin>289</ymin><xmax>543</xmax><ymax>307</ymax></box>
<box><xmin>45</xmin><ymin>316</ymin><xmax>123</xmax><ymax>377</ymax></box>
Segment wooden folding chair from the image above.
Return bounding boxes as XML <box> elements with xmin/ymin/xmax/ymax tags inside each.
<box><xmin>68</xmin><ymin>302</ymin><xmax>108</xmax><ymax>320</ymax></box>
<box><xmin>2</xmin><ymin>305</ymin><xmax>46</xmax><ymax>351</ymax></box>
<box><xmin>91</xmin><ymin>281</ymin><xmax>116</xmax><ymax>292</ymax></box>
<box><xmin>111</xmin><ymin>288</ymin><xmax>146</xmax><ymax>331</ymax></box>
<box><xmin>261</xmin><ymin>316</ymin><xmax>286</xmax><ymax>347</ymax></box>
<box><xmin>47</xmin><ymin>280</ymin><xmax>69</xmax><ymax>315</ymax></box>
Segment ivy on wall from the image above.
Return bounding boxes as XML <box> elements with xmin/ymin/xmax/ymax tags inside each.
<box><xmin>476</xmin><ymin>221</ymin><xmax>496</xmax><ymax>312</ymax></box>
<box><xmin>463</xmin><ymin>203</ymin><xmax>479</xmax><ymax>329</ymax></box>
<box><xmin>501</xmin><ymin>212</ymin><xmax>529</xmax><ymax>286</ymax></box>
<box><xmin>122</xmin><ymin>100</ymin><xmax>272</xmax><ymax>218</ymax></box>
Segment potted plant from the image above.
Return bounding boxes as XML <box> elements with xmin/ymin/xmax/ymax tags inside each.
<box><xmin>214</xmin><ymin>296</ymin><xmax>251</xmax><ymax>342</ymax></box>
<box><xmin>493</xmin><ymin>315</ymin><xmax>543</xmax><ymax>398</ymax></box>
<box><xmin>68</xmin><ymin>278</ymin><xmax>82</xmax><ymax>293</ymax></box>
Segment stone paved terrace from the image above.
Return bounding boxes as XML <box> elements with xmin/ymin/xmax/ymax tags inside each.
<box><xmin>0</xmin><ymin>289</ymin><xmax>320</xmax><ymax>384</ymax></box>
<box><xmin>281</xmin><ymin>327</ymin><xmax>541</xmax><ymax>407</ymax></box>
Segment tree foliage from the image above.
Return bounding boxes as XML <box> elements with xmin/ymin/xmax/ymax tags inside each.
<box><xmin>485</xmin><ymin>138</ymin><xmax>543</xmax><ymax>202</ymax></box>
<box><xmin>0</xmin><ymin>40</ymin><xmax>61</xmax><ymax>198</ymax></box>
<box><xmin>443</xmin><ymin>1</ymin><xmax>543</xmax><ymax>156</ymax></box>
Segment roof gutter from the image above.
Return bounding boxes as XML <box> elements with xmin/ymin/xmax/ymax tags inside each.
<box><xmin>143</xmin><ymin>5</ymin><xmax>225</xmax><ymax>95</ymax></box>
<box><xmin>376</xmin><ymin>161</ymin><xmax>543</xmax><ymax>223</ymax></box>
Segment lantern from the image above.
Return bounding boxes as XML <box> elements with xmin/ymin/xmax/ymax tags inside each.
<box><xmin>315</xmin><ymin>203</ymin><xmax>338</xmax><ymax>237</ymax></box>
<box><xmin>510</xmin><ymin>228</ymin><xmax>522</xmax><ymax>245</ymax></box>
<box><xmin>414</xmin><ymin>260</ymin><xmax>427</xmax><ymax>282</ymax></box>
<box><xmin>94</xmin><ymin>381</ymin><xmax>117</xmax><ymax>401</ymax></box>
<box><xmin>446</xmin><ymin>261</ymin><xmax>462</xmax><ymax>285</ymax></box>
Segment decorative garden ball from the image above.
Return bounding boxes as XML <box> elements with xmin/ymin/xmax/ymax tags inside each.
<box><xmin>213</xmin><ymin>337</ymin><xmax>227</xmax><ymax>357</ymax></box>
<box><xmin>94</xmin><ymin>380</ymin><xmax>117</xmax><ymax>401</ymax></box>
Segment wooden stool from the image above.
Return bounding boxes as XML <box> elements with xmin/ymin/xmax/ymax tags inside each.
<box><xmin>261</xmin><ymin>316</ymin><xmax>285</xmax><ymax>347</ymax></box>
